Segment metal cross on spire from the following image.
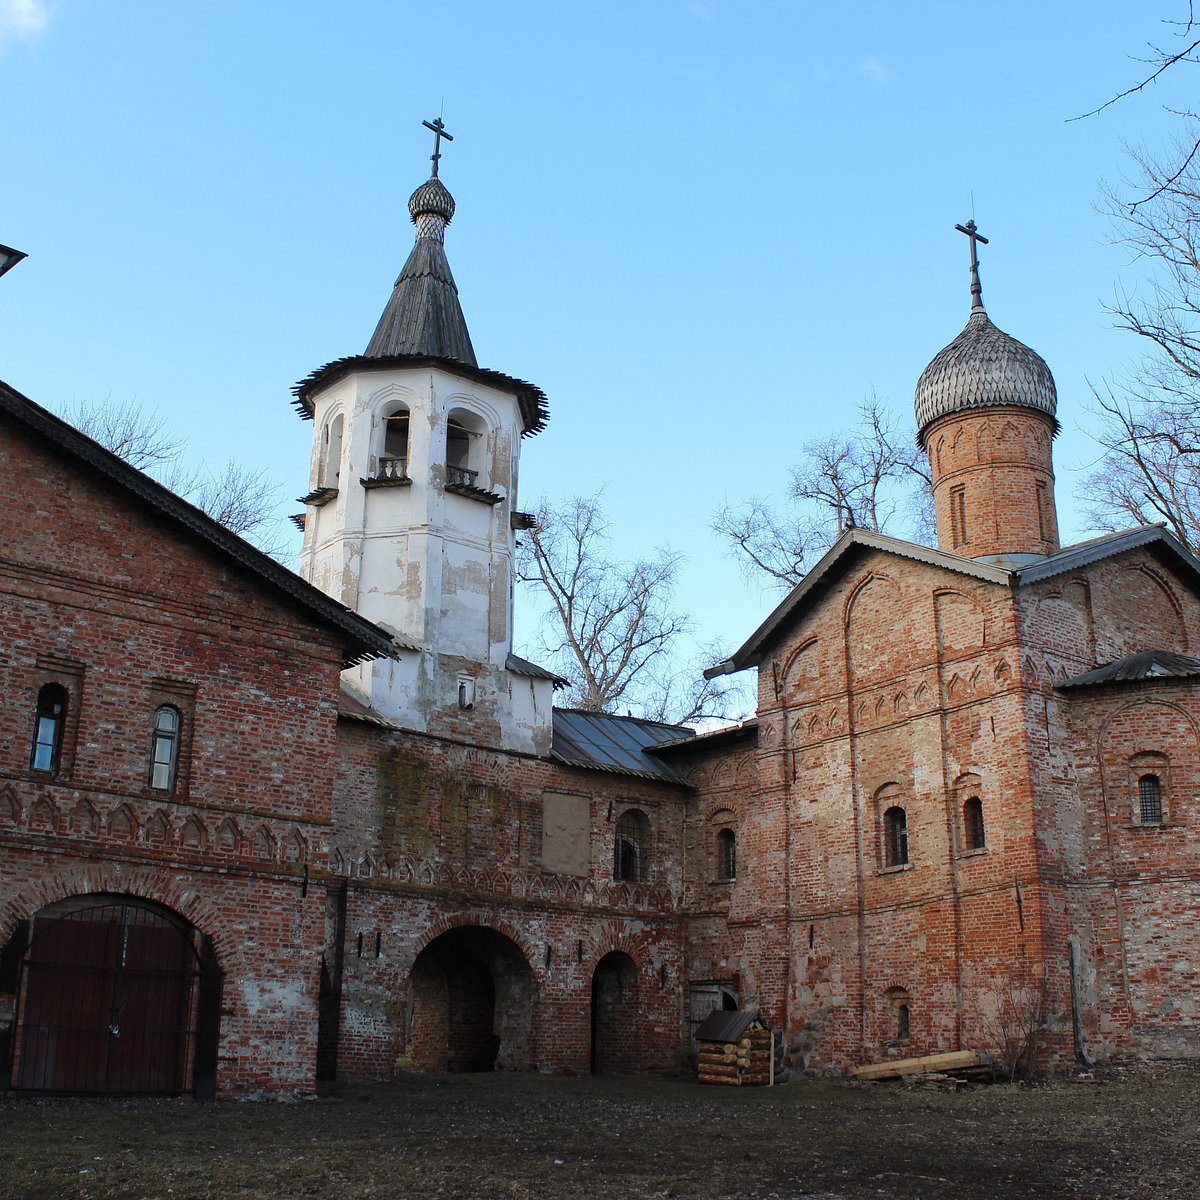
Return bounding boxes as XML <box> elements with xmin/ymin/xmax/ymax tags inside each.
<box><xmin>422</xmin><ymin>117</ymin><xmax>453</xmax><ymax>179</ymax></box>
<box><xmin>954</xmin><ymin>218</ymin><xmax>989</xmax><ymax>312</ymax></box>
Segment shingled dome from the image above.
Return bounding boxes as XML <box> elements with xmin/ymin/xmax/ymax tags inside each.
<box><xmin>914</xmin><ymin>308</ymin><xmax>1057</xmax><ymax>446</ymax></box>
<box><xmin>408</xmin><ymin>176</ymin><xmax>455</xmax><ymax>224</ymax></box>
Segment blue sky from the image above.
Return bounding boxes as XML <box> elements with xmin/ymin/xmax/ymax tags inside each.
<box><xmin>1</xmin><ymin>1</ymin><xmax>1194</xmax><ymax>689</ymax></box>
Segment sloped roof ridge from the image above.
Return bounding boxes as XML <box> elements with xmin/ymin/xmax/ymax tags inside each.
<box><xmin>0</xmin><ymin>379</ymin><xmax>396</xmax><ymax>668</ymax></box>
<box><xmin>1015</xmin><ymin>524</ymin><xmax>1200</xmax><ymax>584</ymax></box>
<box><xmin>710</xmin><ymin>528</ymin><xmax>1012</xmax><ymax>676</ymax></box>
<box><xmin>1059</xmin><ymin>648</ymin><xmax>1200</xmax><ymax>690</ymax></box>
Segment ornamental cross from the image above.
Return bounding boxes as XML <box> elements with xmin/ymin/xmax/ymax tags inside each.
<box><xmin>954</xmin><ymin>218</ymin><xmax>989</xmax><ymax>310</ymax></box>
<box><xmin>422</xmin><ymin>117</ymin><xmax>453</xmax><ymax>178</ymax></box>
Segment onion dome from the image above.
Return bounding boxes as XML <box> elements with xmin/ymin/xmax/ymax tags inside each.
<box><xmin>914</xmin><ymin>221</ymin><xmax>1057</xmax><ymax>446</ymax></box>
<box><xmin>408</xmin><ymin>176</ymin><xmax>456</xmax><ymax>226</ymax></box>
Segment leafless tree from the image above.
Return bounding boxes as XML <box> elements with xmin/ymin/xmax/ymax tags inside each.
<box><xmin>713</xmin><ymin>398</ymin><xmax>932</xmax><ymax>592</ymax></box>
<box><xmin>54</xmin><ymin>396</ymin><xmax>288</xmax><ymax>557</ymax></box>
<box><xmin>59</xmin><ymin>395</ymin><xmax>186</xmax><ymax>473</ymax></box>
<box><xmin>1080</xmin><ymin>121</ymin><xmax>1200</xmax><ymax>547</ymax></box>
<box><xmin>517</xmin><ymin>494</ymin><xmax>740</xmax><ymax>723</ymax></box>
<box><xmin>1074</xmin><ymin>6</ymin><xmax>1200</xmax><ymax>210</ymax></box>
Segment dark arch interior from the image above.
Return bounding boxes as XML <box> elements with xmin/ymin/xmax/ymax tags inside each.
<box><xmin>591</xmin><ymin>951</ymin><xmax>639</xmax><ymax>1074</ymax></box>
<box><xmin>409</xmin><ymin>927</ymin><xmax>534</xmax><ymax>1073</ymax></box>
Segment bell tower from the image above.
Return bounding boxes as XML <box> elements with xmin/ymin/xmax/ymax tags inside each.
<box><xmin>293</xmin><ymin>121</ymin><xmax>554</xmax><ymax>753</ymax></box>
<box><xmin>915</xmin><ymin>221</ymin><xmax>1060</xmax><ymax>564</ymax></box>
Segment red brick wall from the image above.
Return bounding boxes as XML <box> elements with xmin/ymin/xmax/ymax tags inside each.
<box><xmin>0</xmin><ymin>417</ymin><xmax>349</xmax><ymax>1096</ymax></box>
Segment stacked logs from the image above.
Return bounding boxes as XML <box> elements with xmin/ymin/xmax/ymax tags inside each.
<box><xmin>697</xmin><ymin>1027</ymin><xmax>773</xmax><ymax>1087</ymax></box>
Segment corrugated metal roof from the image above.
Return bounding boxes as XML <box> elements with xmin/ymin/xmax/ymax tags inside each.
<box><xmin>551</xmin><ymin>708</ymin><xmax>694</xmax><ymax>785</ymax></box>
<box><xmin>1059</xmin><ymin>650</ymin><xmax>1200</xmax><ymax>690</ymax></box>
<box><xmin>0</xmin><ymin>380</ymin><xmax>397</xmax><ymax>669</ymax></box>
<box><xmin>695</xmin><ymin>1010</ymin><xmax>761</xmax><ymax>1042</ymax></box>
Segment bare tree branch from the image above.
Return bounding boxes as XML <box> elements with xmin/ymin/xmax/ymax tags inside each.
<box><xmin>714</xmin><ymin>397</ymin><xmax>931</xmax><ymax>592</ymax></box>
<box><xmin>517</xmin><ymin>494</ymin><xmax>741</xmax><ymax>722</ymax></box>
<box><xmin>53</xmin><ymin>396</ymin><xmax>287</xmax><ymax>558</ymax></box>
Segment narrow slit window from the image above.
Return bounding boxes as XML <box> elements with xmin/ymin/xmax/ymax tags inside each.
<box><xmin>963</xmin><ymin>796</ymin><xmax>985</xmax><ymax>850</ymax></box>
<box><xmin>1036</xmin><ymin>480</ymin><xmax>1049</xmax><ymax>541</ymax></box>
<box><xmin>30</xmin><ymin>684</ymin><xmax>67</xmax><ymax>773</ymax></box>
<box><xmin>149</xmin><ymin>705</ymin><xmax>181</xmax><ymax>791</ymax></box>
<box><xmin>950</xmin><ymin>486</ymin><xmax>967</xmax><ymax>547</ymax></box>
<box><xmin>1139</xmin><ymin>774</ymin><xmax>1163</xmax><ymax>825</ymax></box>
<box><xmin>717</xmin><ymin>828</ymin><xmax>736</xmax><ymax>881</ymax></box>
<box><xmin>883</xmin><ymin>806</ymin><xmax>908</xmax><ymax>867</ymax></box>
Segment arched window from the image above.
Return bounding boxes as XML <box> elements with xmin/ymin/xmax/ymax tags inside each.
<box><xmin>445</xmin><ymin>408</ymin><xmax>486</xmax><ymax>488</ymax></box>
<box><xmin>614</xmin><ymin>809</ymin><xmax>649</xmax><ymax>882</ymax></box>
<box><xmin>149</xmin><ymin>705</ymin><xmax>181</xmax><ymax>791</ymax></box>
<box><xmin>1139</xmin><ymin>774</ymin><xmax>1163</xmax><ymax>825</ymax></box>
<box><xmin>380</xmin><ymin>407</ymin><xmax>410</xmax><ymax>481</ymax></box>
<box><xmin>716</xmin><ymin>828</ymin><xmax>736</xmax><ymax>881</ymax></box>
<box><xmin>30</xmin><ymin>684</ymin><xmax>67</xmax><ymax>773</ymax></box>
<box><xmin>883</xmin><ymin>806</ymin><xmax>908</xmax><ymax>867</ymax></box>
<box><xmin>963</xmin><ymin>796</ymin><xmax>985</xmax><ymax>850</ymax></box>
<box><xmin>319</xmin><ymin>413</ymin><xmax>343</xmax><ymax>488</ymax></box>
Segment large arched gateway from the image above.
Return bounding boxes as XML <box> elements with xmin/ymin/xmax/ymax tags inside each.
<box><xmin>1</xmin><ymin>895</ymin><xmax>221</xmax><ymax>1097</ymax></box>
<box><xmin>408</xmin><ymin>927</ymin><xmax>534</xmax><ymax>1073</ymax></box>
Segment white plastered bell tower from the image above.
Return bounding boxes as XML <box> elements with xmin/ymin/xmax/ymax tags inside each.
<box><xmin>293</xmin><ymin>122</ymin><xmax>555</xmax><ymax>754</ymax></box>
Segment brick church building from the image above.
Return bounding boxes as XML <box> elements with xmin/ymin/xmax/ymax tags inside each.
<box><xmin>3</xmin><ymin>147</ymin><xmax>1200</xmax><ymax>1097</ymax></box>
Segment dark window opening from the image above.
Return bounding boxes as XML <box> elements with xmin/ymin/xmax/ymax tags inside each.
<box><xmin>717</xmin><ymin>828</ymin><xmax>736</xmax><ymax>881</ymax></box>
<box><xmin>963</xmin><ymin>796</ymin><xmax>985</xmax><ymax>850</ymax></box>
<box><xmin>149</xmin><ymin>705</ymin><xmax>181</xmax><ymax>791</ymax></box>
<box><xmin>896</xmin><ymin>1003</ymin><xmax>910</xmax><ymax>1041</ymax></box>
<box><xmin>381</xmin><ymin>413</ymin><xmax>410</xmax><ymax>479</ymax></box>
<box><xmin>883</xmin><ymin>806</ymin><xmax>908</xmax><ymax>867</ymax></box>
<box><xmin>30</xmin><ymin>684</ymin><xmax>67</xmax><ymax>774</ymax></box>
<box><xmin>614</xmin><ymin>810</ymin><xmax>649</xmax><ymax>882</ymax></box>
<box><xmin>1139</xmin><ymin>774</ymin><xmax>1163</xmax><ymax>825</ymax></box>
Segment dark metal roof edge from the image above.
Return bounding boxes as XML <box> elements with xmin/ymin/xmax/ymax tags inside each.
<box><xmin>506</xmin><ymin>652</ymin><xmax>568</xmax><ymax>685</ymax></box>
<box><xmin>292</xmin><ymin>354</ymin><xmax>549</xmax><ymax>436</ymax></box>
<box><xmin>548</xmin><ymin>748</ymin><xmax>693</xmax><ymax>787</ymax></box>
<box><xmin>1015</xmin><ymin>525</ymin><xmax>1200</xmax><ymax>586</ymax></box>
<box><xmin>1057</xmin><ymin>650</ymin><xmax>1200</xmax><ymax>691</ymax></box>
<box><xmin>649</xmin><ymin>719</ymin><xmax>760</xmax><ymax>756</ymax></box>
<box><xmin>715</xmin><ymin>529</ymin><xmax>1012</xmax><ymax>674</ymax></box>
<box><xmin>0</xmin><ymin>378</ymin><xmax>397</xmax><ymax>668</ymax></box>
<box><xmin>551</xmin><ymin>707</ymin><xmax>695</xmax><ymax>736</ymax></box>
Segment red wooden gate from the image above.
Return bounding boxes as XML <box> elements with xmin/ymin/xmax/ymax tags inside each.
<box><xmin>13</xmin><ymin>897</ymin><xmax>206</xmax><ymax>1095</ymax></box>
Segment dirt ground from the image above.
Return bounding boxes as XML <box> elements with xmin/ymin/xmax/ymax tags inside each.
<box><xmin>1</xmin><ymin>1064</ymin><xmax>1198</xmax><ymax>1200</ymax></box>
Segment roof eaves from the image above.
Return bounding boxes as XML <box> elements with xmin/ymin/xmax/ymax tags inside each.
<box><xmin>293</xmin><ymin>354</ymin><xmax>550</xmax><ymax>437</ymax></box>
<box><xmin>649</xmin><ymin>719</ymin><xmax>760</xmax><ymax>755</ymax></box>
<box><xmin>549</xmin><ymin>748</ymin><xmax>693</xmax><ymax>787</ymax></box>
<box><xmin>1016</xmin><ymin>525</ymin><xmax>1200</xmax><ymax>586</ymax></box>
<box><xmin>0</xmin><ymin>379</ymin><xmax>397</xmax><ymax>668</ymax></box>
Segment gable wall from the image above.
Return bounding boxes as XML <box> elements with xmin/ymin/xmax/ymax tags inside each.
<box><xmin>0</xmin><ymin>419</ymin><xmax>351</xmax><ymax>1095</ymax></box>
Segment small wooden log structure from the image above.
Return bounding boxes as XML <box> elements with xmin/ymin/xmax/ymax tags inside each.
<box><xmin>695</xmin><ymin>1010</ymin><xmax>774</xmax><ymax>1087</ymax></box>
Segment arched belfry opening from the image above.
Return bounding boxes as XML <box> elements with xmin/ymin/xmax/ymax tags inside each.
<box><xmin>408</xmin><ymin>927</ymin><xmax>534</xmax><ymax>1073</ymax></box>
<box><xmin>1</xmin><ymin>895</ymin><xmax>221</xmax><ymax>1097</ymax></box>
<box><xmin>590</xmin><ymin>951</ymin><xmax>639</xmax><ymax>1074</ymax></box>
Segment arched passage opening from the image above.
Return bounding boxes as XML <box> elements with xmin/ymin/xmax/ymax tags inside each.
<box><xmin>1</xmin><ymin>894</ymin><xmax>221</xmax><ymax>1097</ymax></box>
<box><xmin>408</xmin><ymin>927</ymin><xmax>534</xmax><ymax>1073</ymax></box>
<box><xmin>591</xmin><ymin>951</ymin><xmax>639</xmax><ymax>1074</ymax></box>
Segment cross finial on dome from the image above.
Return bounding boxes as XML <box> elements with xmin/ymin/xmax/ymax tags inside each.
<box><xmin>954</xmin><ymin>219</ymin><xmax>989</xmax><ymax>313</ymax></box>
<box><xmin>422</xmin><ymin>117</ymin><xmax>453</xmax><ymax>179</ymax></box>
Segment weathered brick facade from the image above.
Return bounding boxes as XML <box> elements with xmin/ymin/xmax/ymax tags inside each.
<box><xmin>6</xmin><ymin>191</ymin><xmax>1200</xmax><ymax>1099</ymax></box>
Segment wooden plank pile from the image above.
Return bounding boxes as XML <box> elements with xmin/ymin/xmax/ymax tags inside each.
<box><xmin>849</xmin><ymin>1049</ymin><xmax>994</xmax><ymax>1087</ymax></box>
<box><xmin>696</xmin><ymin>1012</ymin><xmax>774</xmax><ymax>1087</ymax></box>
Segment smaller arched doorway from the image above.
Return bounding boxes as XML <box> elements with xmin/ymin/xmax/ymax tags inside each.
<box><xmin>408</xmin><ymin>927</ymin><xmax>534</xmax><ymax>1073</ymax></box>
<box><xmin>591</xmin><ymin>951</ymin><xmax>639</xmax><ymax>1074</ymax></box>
<box><xmin>3</xmin><ymin>895</ymin><xmax>220</xmax><ymax>1097</ymax></box>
